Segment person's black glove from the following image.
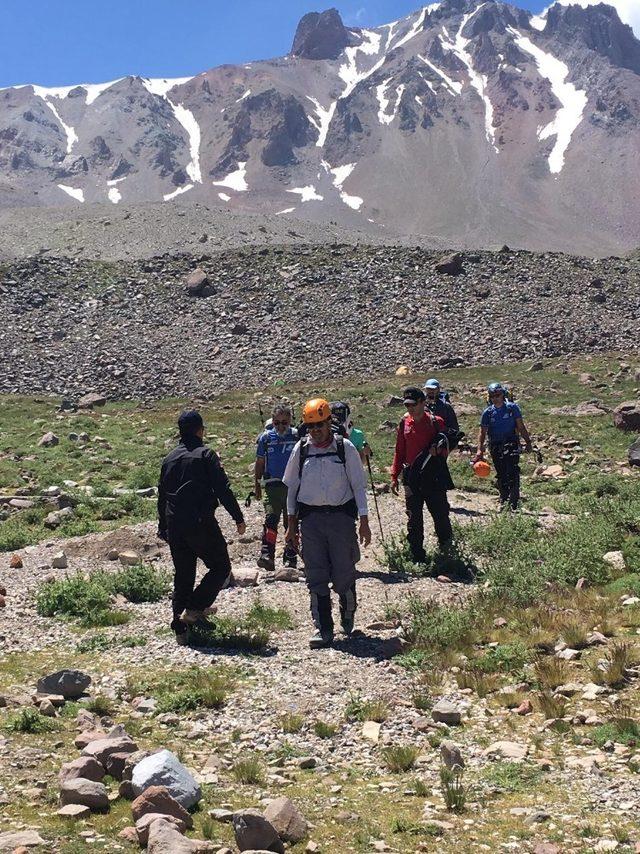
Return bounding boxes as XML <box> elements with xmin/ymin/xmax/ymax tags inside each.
<box><xmin>157</xmin><ymin>527</ymin><xmax>168</xmax><ymax>543</ymax></box>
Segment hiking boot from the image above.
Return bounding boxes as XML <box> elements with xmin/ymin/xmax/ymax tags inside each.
<box><xmin>257</xmin><ymin>554</ymin><xmax>275</xmax><ymax>571</ymax></box>
<box><xmin>340</xmin><ymin>613</ymin><xmax>355</xmax><ymax>636</ymax></box>
<box><xmin>175</xmin><ymin>630</ymin><xmax>189</xmax><ymax>646</ymax></box>
<box><xmin>309</xmin><ymin>629</ymin><xmax>334</xmax><ymax>649</ymax></box>
<box><xmin>181</xmin><ymin>608</ymin><xmax>210</xmax><ymax>625</ymax></box>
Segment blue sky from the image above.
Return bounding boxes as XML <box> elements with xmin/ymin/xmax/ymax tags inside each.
<box><xmin>0</xmin><ymin>0</ymin><xmax>551</xmax><ymax>89</ymax></box>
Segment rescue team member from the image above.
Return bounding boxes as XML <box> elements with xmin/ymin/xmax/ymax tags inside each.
<box><xmin>283</xmin><ymin>398</ymin><xmax>371</xmax><ymax>649</ymax></box>
<box><xmin>254</xmin><ymin>404</ymin><xmax>298</xmax><ymax>571</ymax></box>
<box><xmin>391</xmin><ymin>387</ymin><xmax>453</xmax><ymax>563</ymax></box>
<box><xmin>424</xmin><ymin>378</ymin><xmax>461</xmax><ymax>444</ymax></box>
<box><xmin>330</xmin><ymin>401</ymin><xmax>372</xmax><ymax>463</ymax></box>
<box><xmin>474</xmin><ymin>382</ymin><xmax>532</xmax><ymax>510</ymax></box>
<box><xmin>158</xmin><ymin>410</ymin><xmax>245</xmax><ymax>645</ymax></box>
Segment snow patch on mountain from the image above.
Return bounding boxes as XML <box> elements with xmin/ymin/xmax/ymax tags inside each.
<box><xmin>329</xmin><ymin>163</ymin><xmax>364</xmax><ymax>210</ymax></box>
<box><xmin>218</xmin><ymin>192</ymin><xmax>231</xmax><ymax>202</ymax></box>
<box><xmin>418</xmin><ymin>53</ymin><xmax>462</xmax><ymax>95</ymax></box>
<box><xmin>32</xmin><ymin>87</ymin><xmax>78</xmax><ymax>154</ymax></box>
<box><xmin>393</xmin><ymin>4</ymin><xmax>440</xmax><ymax>51</ymax></box>
<box><xmin>307</xmin><ymin>96</ymin><xmax>337</xmax><ymax>148</ymax></box>
<box><xmin>142</xmin><ymin>78</ymin><xmax>202</xmax><ymax>185</ymax></box>
<box><xmin>236</xmin><ymin>89</ymin><xmax>251</xmax><ymax>102</ymax></box>
<box><xmin>57</xmin><ymin>184</ymin><xmax>84</xmax><ymax>202</ymax></box>
<box><xmin>276</xmin><ymin>207</ymin><xmax>296</xmax><ymax>215</ymax></box>
<box><xmin>84</xmin><ymin>79</ymin><xmax>122</xmax><ymax>105</ymax></box>
<box><xmin>442</xmin><ymin>6</ymin><xmax>498</xmax><ymax>152</ymax></box>
<box><xmin>376</xmin><ymin>80</ymin><xmax>406</xmax><ymax>124</ymax></box>
<box><xmin>287</xmin><ymin>185</ymin><xmax>323</xmax><ymax>202</ymax></box>
<box><xmin>213</xmin><ymin>162</ymin><xmax>249</xmax><ymax>192</ymax></box>
<box><xmin>107</xmin><ymin>187</ymin><xmax>121</xmax><ymax>204</ymax></box>
<box><xmin>509</xmin><ymin>27</ymin><xmax>588</xmax><ymax>174</ymax></box>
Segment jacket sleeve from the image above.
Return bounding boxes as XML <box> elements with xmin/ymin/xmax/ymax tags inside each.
<box><xmin>344</xmin><ymin>440</ymin><xmax>368</xmax><ymax>516</ymax></box>
<box><xmin>205</xmin><ymin>449</ymin><xmax>244</xmax><ymax>524</ymax></box>
<box><xmin>390</xmin><ymin>417</ymin><xmax>406</xmax><ymax>480</ymax></box>
<box><xmin>157</xmin><ymin>461</ymin><xmax>168</xmax><ymax>538</ymax></box>
<box><xmin>282</xmin><ymin>441</ymin><xmax>301</xmax><ymax>515</ymax></box>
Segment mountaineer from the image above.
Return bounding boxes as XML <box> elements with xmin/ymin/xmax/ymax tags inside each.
<box><xmin>330</xmin><ymin>400</ymin><xmax>371</xmax><ymax>462</ymax></box>
<box><xmin>254</xmin><ymin>403</ymin><xmax>299</xmax><ymax>572</ymax></box>
<box><xmin>473</xmin><ymin>382</ymin><xmax>532</xmax><ymax>511</ymax></box>
<box><xmin>391</xmin><ymin>386</ymin><xmax>454</xmax><ymax>564</ymax></box>
<box><xmin>157</xmin><ymin>410</ymin><xmax>245</xmax><ymax>644</ymax></box>
<box><xmin>423</xmin><ymin>378</ymin><xmax>462</xmax><ymax>447</ymax></box>
<box><xmin>283</xmin><ymin>398</ymin><xmax>371</xmax><ymax>649</ymax></box>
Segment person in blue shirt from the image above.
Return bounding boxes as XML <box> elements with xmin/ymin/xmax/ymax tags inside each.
<box><xmin>473</xmin><ymin>382</ymin><xmax>532</xmax><ymax>510</ymax></box>
<box><xmin>255</xmin><ymin>403</ymin><xmax>298</xmax><ymax>571</ymax></box>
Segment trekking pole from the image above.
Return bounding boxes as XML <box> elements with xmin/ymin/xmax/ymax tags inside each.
<box><xmin>366</xmin><ymin>455</ymin><xmax>385</xmax><ymax>543</ymax></box>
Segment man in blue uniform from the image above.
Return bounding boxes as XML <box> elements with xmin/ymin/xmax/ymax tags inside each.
<box><xmin>255</xmin><ymin>403</ymin><xmax>298</xmax><ymax>571</ymax></box>
<box><xmin>474</xmin><ymin>383</ymin><xmax>532</xmax><ymax>510</ymax></box>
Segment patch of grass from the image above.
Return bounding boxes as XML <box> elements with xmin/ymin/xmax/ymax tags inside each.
<box><xmin>110</xmin><ymin>562</ymin><xmax>170</xmax><ymax>603</ymax></box>
<box><xmin>390</xmin><ymin>816</ymin><xmax>430</xmax><ymax>835</ymax></box>
<box><xmin>481</xmin><ymin>762</ymin><xmax>543</xmax><ymax>793</ymax></box>
<box><xmin>246</xmin><ymin>600</ymin><xmax>294</xmax><ymax>630</ymax></box>
<box><xmin>592</xmin><ymin>717</ymin><xmax>640</xmax><ymax>748</ymax></box>
<box><xmin>381</xmin><ymin>744</ymin><xmax>419</xmax><ymax>773</ymax></box>
<box><xmin>534</xmin><ymin>657</ymin><xmax>571</xmax><ymax>690</ymax></box>
<box><xmin>345</xmin><ymin>692</ymin><xmax>389</xmax><ymax>723</ymax></box>
<box><xmin>5</xmin><ymin>707</ymin><xmax>59</xmax><ymax>733</ymax></box>
<box><xmin>440</xmin><ymin>766</ymin><xmax>466</xmax><ymax>812</ymax></box>
<box><xmin>455</xmin><ymin>668</ymin><xmax>499</xmax><ymax>698</ymax></box>
<box><xmin>606</xmin><ymin>574</ymin><xmax>640</xmax><ymax>598</ymax></box>
<box><xmin>474</xmin><ymin>641</ymin><xmax>531</xmax><ymax>675</ymax></box>
<box><xmin>76</xmin><ymin>632</ymin><xmax>111</xmax><ymax>653</ymax></box>
<box><xmin>314</xmin><ymin>720</ymin><xmax>337</xmax><ymax>739</ymax></box>
<box><xmin>187</xmin><ymin>616</ymin><xmax>270</xmax><ymax>652</ymax></box>
<box><xmin>36</xmin><ymin>573</ymin><xmax>111</xmax><ymax>620</ymax></box>
<box><xmin>412</xmin><ymin>778</ymin><xmax>430</xmax><ymax>797</ymax></box>
<box><xmin>280</xmin><ymin>712</ymin><xmax>304</xmax><ymax>734</ymax></box>
<box><xmin>560</xmin><ymin>620</ymin><xmax>590</xmax><ymax>649</ymax></box>
<box><xmin>403</xmin><ymin>597</ymin><xmax>476</xmax><ymax>654</ymax></box>
<box><xmin>120</xmin><ymin>634</ymin><xmax>147</xmax><ymax>648</ymax></box>
<box><xmin>536</xmin><ymin>691</ymin><xmax>568</xmax><ymax>719</ymax></box>
<box><xmin>592</xmin><ymin>642</ymin><xmax>634</xmax><ymax>687</ymax></box>
<box><xmin>232</xmin><ymin>754</ymin><xmax>264</xmax><ymax>785</ymax></box>
<box><xmin>376</xmin><ymin>533</ymin><xmax>427</xmax><ymax>575</ymax></box>
<box><xmin>412</xmin><ymin>690</ymin><xmax>433</xmax><ymax>711</ymax></box>
<box><xmin>81</xmin><ymin>609</ymin><xmax>130</xmax><ymax>628</ymax></box>
<box><xmin>84</xmin><ymin>695</ymin><xmax>115</xmax><ymax>716</ymax></box>
<box><xmin>127</xmin><ymin>666</ymin><xmax>235</xmax><ymax>713</ymax></box>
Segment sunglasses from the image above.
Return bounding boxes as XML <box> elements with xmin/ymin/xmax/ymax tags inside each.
<box><xmin>308</xmin><ymin>422</ymin><xmax>328</xmax><ymax>430</ymax></box>
<box><xmin>490</xmin><ymin>392</ymin><xmax>504</xmax><ymax>398</ymax></box>
<box><xmin>405</xmin><ymin>401</ymin><xmax>419</xmax><ymax>407</ymax></box>
<box><xmin>273</xmin><ymin>420</ymin><xmax>289</xmax><ymax>426</ymax></box>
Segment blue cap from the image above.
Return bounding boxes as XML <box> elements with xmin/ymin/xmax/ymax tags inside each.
<box><xmin>488</xmin><ymin>382</ymin><xmax>504</xmax><ymax>394</ymax></box>
<box><xmin>178</xmin><ymin>409</ymin><xmax>204</xmax><ymax>434</ymax></box>
<box><xmin>424</xmin><ymin>378</ymin><xmax>440</xmax><ymax>390</ymax></box>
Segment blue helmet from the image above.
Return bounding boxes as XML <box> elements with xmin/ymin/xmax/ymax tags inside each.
<box><xmin>424</xmin><ymin>378</ymin><xmax>440</xmax><ymax>390</ymax></box>
<box><xmin>488</xmin><ymin>382</ymin><xmax>505</xmax><ymax>395</ymax></box>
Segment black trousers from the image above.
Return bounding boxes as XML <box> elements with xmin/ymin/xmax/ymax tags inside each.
<box><xmin>168</xmin><ymin>516</ymin><xmax>231</xmax><ymax>630</ymax></box>
<box><xmin>490</xmin><ymin>444</ymin><xmax>521</xmax><ymax>509</ymax></box>
<box><xmin>404</xmin><ymin>485</ymin><xmax>453</xmax><ymax>562</ymax></box>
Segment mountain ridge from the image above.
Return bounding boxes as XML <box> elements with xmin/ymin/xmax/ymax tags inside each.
<box><xmin>1</xmin><ymin>0</ymin><xmax>639</xmax><ymax>254</ymax></box>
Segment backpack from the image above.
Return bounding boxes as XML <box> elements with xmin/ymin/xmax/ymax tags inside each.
<box><xmin>298</xmin><ymin>434</ymin><xmax>346</xmax><ymax>477</ymax></box>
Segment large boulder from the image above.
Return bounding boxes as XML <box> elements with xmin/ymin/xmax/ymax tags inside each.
<box><xmin>59</xmin><ymin>778</ymin><xmax>109</xmax><ymax>812</ymax></box>
<box><xmin>435</xmin><ymin>253</ymin><xmax>464</xmax><ymax>275</ymax></box>
<box><xmin>82</xmin><ymin>735</ymin><xmax>138</xmax><ymax>767</ymax></box>
<box><xmin>38</xmin><ymin>431</ymin><xmax>59</xmax><ymax>447</ymax></box>
<box><xmin>78</xmin><ymin>392</ymin><xmax>106</xmax><ymax>409</ymax></box>
<box><xmin>431</xmin><ymin>699</ymin><xmax>462</xmax><ymax>725</ymax></box>
<box><xmin>131</xmin><ymin>750</ymin><xmax>201</xmax><ymax>809</ymax></box>
<box><xmin>613</xmin><ymin>401</ymin><xmax>640</xmax><ymax>432</ymax></box>
<box><xmin>131</xmin><ymin>785</ymin><xmax>193</xmax><ymax>828</ymax></box>
<box><xmin>232</xmin><ymin>809</ymin><xmax>285</xmax><ymax>853</ymax></box>
<box><xmin>291</xmin><ymin>9</ymin><xmax>350</xmax><ymax>60</ymax></box>
<box><xmin>629</xmin><ymin>436</ymin><xmax>640</xmax><ymax>467</ymax></box>
<box><xmin>135</xmin><ymin>813</ymin><xmax>188</xmax><ymax>846</ymax></box>
<box><xmin>263</xmin><ymin>797</ymin><xmax>308</xmax><ymax>843</ymax></box>
<box><xmin>185</xmin><ymin>267</ymin><xmax>208</xmax><ymax>296</ymax></box>
<box><xmin>37</xmin><ymin>669</ymin><xmax>91</xmax><ymax>699</ymax></box>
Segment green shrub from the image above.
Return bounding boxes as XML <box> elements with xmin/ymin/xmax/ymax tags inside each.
<box><xmin>36</xmin><ymin>573</ymin><xmax>111</xmax><ymax>619</ymax></box>
<box><xmin>5</xmin><ymin>707</ymin><xmax>59</xmax><ymax>734</ymax></box>
<box><xmin>606</xmin><ymin>574</ymin><xmax>640</xmax><ymax>598</ymax></box>
<box><xmin>474</xmin><ymin>642</ymin><xmax>531</xmax><ymax>675</ymax></box>
<box><xmin>314</xmin><ymin>720</ymin><xmax>337</xmax><ymax>739</ymax></box>
<box><xmin>129</xmin><ymin>667</ymin><xmax>234</xmax><ymax>713</ymax></box>
<box><xmin>111</xmin><ymin>563</ymin><xmax>169</xmax><ymax>603</ymax></box>
<box><xmin>345</xmin><ymin>692</ymin><xmax>389</xmax><ymax>723</ymax></box>
<box><xmin>440</xmin><ymin>767</ymin><xmax>466</xmax><ymax>812</ymax></box>
<box><xmin>187</xmin><ymin>616</ymin><xmax>270</xmax><ymax>652</ymax></box>
<box><xmin>381</xmin><ymin>744</ymin><xmax>419</xmax><ymax>772</ymax></box>
<box><xmin>592</xmin><ymin>718</ymin><xmax>640</xmax><ymax>748</ymax></box>
<box><xmin>404</xmin><ymin>597</ymin><xmax>475</xmax><ymax>652</ymax></box>
<box><xmin>84</xmin><ymin>695</ymin><xmax>115</xmax><ymax>716</ymax></box>
<box><xmin>246</xmin><ymin>600</ymin><xmax>294</xmax><ymax>630</ymax></box>
<box><xmin>376</xmin><ymin>533</ymin><xmax>426</xmax><ymax>575</ymax></box>
<box><xmin>232</xmin><ymin>754</ymin><xmax>264</xmax><ymax>785</ymax></box>
<box><xmin>81</xmin><ymin>609</ymin><xmax>130</xmax><ymax>628</ymax></box>
<box><xmin>280</xmin><ymin>712</ymin><xmax>304</xmax><ymax>733</ymax></box>
<box><xmin>76</xmin><ymin>633</ymin><xmax>111</xmax><ymax>653</ymax></box>
<box><xmin>481</xmin><ymin>762</ymin><xmax>542</xmax><ymax>793</ymax></box>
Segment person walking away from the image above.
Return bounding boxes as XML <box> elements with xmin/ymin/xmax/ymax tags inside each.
<box><xmin>330</xmin><ymin>401</ymin><xmax>371</xmax><ymax>463</ymax></box>
<box><xmin>424</xmin><ymin>378</ymin><xmax>462</xmax><ymax>447</ymax></box>
<box><xmin>473</xmin><ymin>383</ymin><xmax>532</xmax><ymax>510</ymax></box>
<box><xmin>158</xmin><ymin>410</ymin><xmax>246</xmax><ymax>645</ymax></box>
<box><xmin>254</xmin><ymin>403</ymin><xmax>298</xmax><ymax>571</ymax></box>
<box><xmin>283</xmin><ymin>398</ymin><xmax>371</xmax><ymax>649</ymax></box>
<box><xmin>391</xmin><ymin>387</ymin><xmax>453</xmax><ymax>563</ymax></box>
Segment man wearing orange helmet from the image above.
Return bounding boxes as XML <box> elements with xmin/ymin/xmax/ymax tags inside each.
<box><xmin>283</xmin><ymin>398</ymin><xmax>371</xmax><ymax>649</ymax></box>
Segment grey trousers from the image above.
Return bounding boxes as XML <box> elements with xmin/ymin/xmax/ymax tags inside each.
<box><xmin>300</xmin><ymin>510</ymin><xmax>360</xmax><ymax>596</ymax></box>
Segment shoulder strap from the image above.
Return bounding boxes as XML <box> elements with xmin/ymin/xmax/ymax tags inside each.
<box><xmin>336</xmin><ymin>435</ymin><xmax>346</xmax><ymax>466</ymax></box>
<box><xmin>298</xmin><ymin>437</ymin><xmax>309</xmax><ymax>479</ymax></box>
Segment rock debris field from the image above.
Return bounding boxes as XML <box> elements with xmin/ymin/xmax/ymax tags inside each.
<box><xmin>2</xmin><ymin>244</ymin><xmax>639</xmax><ymax>399</ymax></box>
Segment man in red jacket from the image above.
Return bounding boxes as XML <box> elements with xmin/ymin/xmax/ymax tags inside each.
<box><xmin>391</xmin><ymin>386</ymin><xmax>453</xmax><ymax>563</ymax></box>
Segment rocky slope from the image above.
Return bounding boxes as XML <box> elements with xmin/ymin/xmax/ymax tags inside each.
<box><xmin>1</xmin><ymin>0</ymin><xmax>640</xmax><ymax>254</ymax></box>
<box><xmin>1</xmin><ymin>245</ymin><xmax>638</xmax><ymax>399</ymax></box>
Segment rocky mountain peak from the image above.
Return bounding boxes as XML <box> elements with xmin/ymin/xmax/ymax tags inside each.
<box><xmin>291</xmin><ymin>8</ymin><xmax>350</xmax><ymax>60</ymax></box>
<box><xmin>545</xmin><ymin>2</ymin><xmax>640</xmax><ymax>74</ymax></box>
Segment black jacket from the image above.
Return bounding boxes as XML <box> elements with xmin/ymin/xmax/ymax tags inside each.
<box><xmin>157</xmin><ymin>438</ymin><xmax>244</xmax><ymax>537</ymax></box>
<box><xmin>427</xmin><ymin>399</ymin><xmax>461</xmax><ymax>447</ymax></box>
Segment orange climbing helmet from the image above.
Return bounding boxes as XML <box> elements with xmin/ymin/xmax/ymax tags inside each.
<box><xmin>302</xmin><ymin>398</ymin><xmax>331</xmax><ymax>424</ymax></box>
<box><xmin>473</xmin><ymin>460</ymin><xmax>491</xmax><ymax>478</ymax></box>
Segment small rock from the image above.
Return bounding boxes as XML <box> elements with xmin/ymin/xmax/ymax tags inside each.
<box><xmin>131</xmin><ymin>785</ymin><xmax>194</xmax><ymax>828</ymax></box>
<box><xmin>602</xmin><ymin>551</ymin><xmax>625</xmax><ymax>572</ymax></box>
<box><xmin>44</xmin><ymin>506</ymin><xmax>74</xmax><ymax>528</ymax></box>
<box><xmin>57</xmin><ymin>803</ymin><xmax>91</xmax><ymax>819</ymax></box>
<box><xmin>0</xmin><ymin>831</ymin><xmax>46</xmax><ymax>849</ymax></box>
<box><xmin>515</xmin><ymin>699</ymin><xmax>533</xmax><ymax>716</ymax></box>
<box><xmin>38</xmin><ymin>431</ymin><xmax>59</xmax><ymax>447</ymax></box>
<box><xmin>440</xmin><ymin>740</ymin><xmax>464</xmax><ymax>770</ymax></box>
<box><xmin>230</xmin><ymin>568</ymin><xmax>259</xmax><ymax>587</ymax></box>
<box><xmin>118</xmin><ymin>550</ymin><xmax>140</xmax><ymax>566</ymax></box>
<box><xmin>9</xmin><ymin>553</ymin><xmax>23</xmax><ymax>569</ymax></box>
<box><xmin>483</xmin><ymin>741</ymin><xmax>528</xmax><ymax>761</ymax></box>
<box><xmin>147</xmin><ymin>818</ymin><xmax>212</xmax><ymax>853</ymax></box>
<box><xmin>59</xmin><ymin>756</ymin><xmax>105</xmax><ymax>785</ymax></box>
<box><xmin>51</xmin><ymin>551</ymin><xmax>68</xmax><ymax>569</ymax></box>
<box><xmin>38</xmin><ymin>698</ymin><xmax>57</xmax><ymax>717</ymax></box>
<box><xmin>435</xmin><ymin>252</ymin><xmax>464</xmax><ymax>275</ymax></box>
<box><xmin>136</xmin><ymin>813</ymin><xmax>188</xmax><ymax>846</ymax></box>
<box><xmin>82</xmin><ymin>735</ymin><xmax>138</xmax><ymax>766</ymax></box>
<box><xmin>362</xmin><ymin>721</ymin><xmax>381</xmax><ymax>743</ymax></box>
<box><xmin>432</xmin><ymin>699</ymin><xmax>461</xmax><ymax>726</ymax></box>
